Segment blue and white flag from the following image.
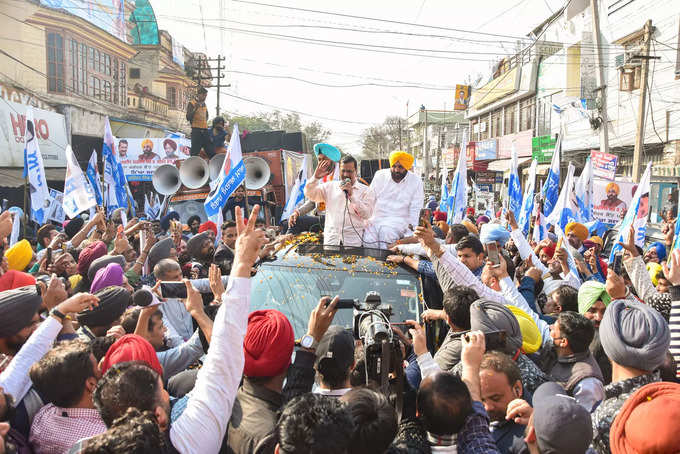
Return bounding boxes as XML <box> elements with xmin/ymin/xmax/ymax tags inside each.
<box><xmin>205</xmin><ymin>124</ymin><xmax>246</xmax><ymax>220</ymax></box>
<box><xmin>508</xmin><ymin>144</ymin><xmax>522</xmax><ymax>216</ymax></box>
<box><xmin>609</xmin><ymin>162</ymin><xmax>652</xmax><ymax>262</ymax></box>
<box><xmin>546</xmin><ymin>162</ymin><xmax>577</xmax><ymax>231</ymax></box>
<box><xmin>63</xmin><ymin>145</ymin><xmax>97</xmax><ymax>218</ymax></box>
<box><xmin>439</xmin><ymin>169</ymin><xmax>449</xmax><ymax>212</ymax></box>
<box><xmin>673</xmin><ymin>189</ymin><xmax>680</xmax><ymax>252</ymax></box>
<box><xmin>573</xmin><ymin>157</ymin><xmax>593</xmax><ymax>223</ymax></box>
<box><xmin>281</xmin><ymin>154</ymin><xmax>308</xmax><ymax>222</ymax></box>
<box><xmin>542</xmin><ymin>134</ymin><xmax>561</xmax><ymax>217</ymax></box>
<box><xmin>102</xmin><ymin>117</ymin><xmax>128</xmax><ymax>212</ymax></box>
<box><xmin>517</xmin><ymin>159</ymin><xmax>537</xmax><ymax>236</ymax></box>
<box><xmin>86</xmin><ymin>150</ymin><xmax>103</xmax><ymax>205</ymax></box>
<box><xmin>554</xmin><ymin>223</ymin><xmax>581</xmax><ymax>279</ymax></box>
<box><xmin>449</xmin><ymin>145</ymin><xmax>468</xmax><ymax>224</ymax></box>
<box><xmin>22</xmin><ymin>108</ymin><xmax>50</xmax><ymax>224</ymax></box>
<box><xmin>533</xmin><ymin>209</ymin><xmax>548</xmax><ymax>244</ymax></box>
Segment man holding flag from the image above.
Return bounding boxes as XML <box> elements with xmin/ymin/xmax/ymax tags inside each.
<box><xmin>63</xmin><ymin>145</ymin><xmax>97</xmax><ymax>219</ymax></box>
<box><xmin>305</xmin><ymin>153</ymin><xmax>375</xmax><ymax>247</ymax></box>
<box><xmin>102</xmin><ymin>117</ymin><xmax>129</xmax><ymax>213</ymax></box>
<box><xmin>205</xmin><ymin>124</ymin><xmax>247</xmax><ymax>222</ymax></box>
<box><xmin>23</xmin><ymin>108</ymin><xmax>50</xmax><ymax>225</ymax></box>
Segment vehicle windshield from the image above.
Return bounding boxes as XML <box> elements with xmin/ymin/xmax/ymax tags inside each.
<box><xmin>251</xmin><ymin>262</ymin><xmax>422</xmax><ymax>337</ymax></box>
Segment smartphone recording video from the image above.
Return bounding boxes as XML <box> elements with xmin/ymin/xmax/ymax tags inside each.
<box><xmin>485</xmin><ymin>242</ymin><xmax>501</xmax><ymax>267</ymax></box>
<box><xmin>160</xmin><ymin>281</ymin><xmax>188</xmax><ymax>299</ymax></box>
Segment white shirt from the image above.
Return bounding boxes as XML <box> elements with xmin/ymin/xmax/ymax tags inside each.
<box><xmin>369</xmin><ymin>169</ymin><xmax>424</xmax><ymax>230</ymax></box>
<box><xmin>305</xmin><ymin>177</ymin><xmax>375</xmax><ymax>247</ymax></box>
<box><xmin>169</xmin><ymin>276</ymin><xmax>250</xmax><ymax>454</ymax></box>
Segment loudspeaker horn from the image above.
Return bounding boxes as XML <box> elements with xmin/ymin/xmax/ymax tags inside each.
<box><xmin>244</xmin><ymin>156</ymin><xmax>271</xmax><ymax>190</ymax></box>
<box><xmin>152</xmin><ymin>164</ymin><xmax>182</xmax><ymax>195</ymax></box>
<box><xmin>179</xmin><ymin>156</ymin><xmax>210</xmax><ymax>189</ymax></box>
<box><xmin>209</xmin><ymin>153</ymin><xmax>226</xmax><ymax>181</ymax></box>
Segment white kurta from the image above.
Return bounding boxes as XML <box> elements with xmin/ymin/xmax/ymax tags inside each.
<box><xmin>364</xmin><ymin>169</ymin><xmax>424</xmax><ymax>248</ymax></box>
<box><xmin>305</xmin><ymin>177</ymin><xmax>375</xmax><ymax>246</ymax></box>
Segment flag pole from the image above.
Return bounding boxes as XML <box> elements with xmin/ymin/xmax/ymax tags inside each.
<box><xmin>243</xmin><ymin>181</ymin><xmax>249</xmax><ymax>218</ymax></box>
<box><xmin>22</xmin><ymin>175</ymin><xmax>28</xmax><ymax>239</ymax></box>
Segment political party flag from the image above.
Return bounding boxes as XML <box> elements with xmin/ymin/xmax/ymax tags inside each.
<box><xmin>439</xmin><ymin>169</ymin><xmax>449</xmax><ymax>212</ymax></box>
<box><xmin>281</xmin><ymin>154</ymin><xmax>308</xmax><ymax>222</ymax></box>
<box><xmin>574</xmin><ymin>157</ymin><xmax>593</xmax><ymax>222</ymax></box>
<box><xmin>508</xmin><ymin>144</ymin><xmax>522</xmax><ymax>216</ymax></box>
<box><xmin>102</xmin><ymin>117</ymin><xmax>128</xmax><ymax>212</ymax></box>
<box><xmin>554</xmin><ymin>223</ymin><xmax>581</xmax><ymax>279</ymax></box>
<box><xmin>86</xmin><ymin>150</ymin><xmax>103</xmax><ymax>205</ymax></box>
<box><xmin>546</xmin><ymin>162</ymin><xmax>576</xmax><ymax>231</ymax></box>
<box><xmin>673</xmin><ymin>189</ymin><xmax>680</xmax><ymax>252</ymax></box>
<box><xmin>22</xmin><ymin>108</ymin><xmax>50</xmax><ymax>224</ymax></box>
<box><xmin>533</xmin><ymin>209</ymin><xmax>548</xmax><ymax>244</ymax></box>
<box><xmin>518</xmin><ymin>159</ymin><xmax>537</xmax><ymax>236</ymax></box>
<box><xmin>609</xmin><ymin>162</ymin><xmax>652</xmax><ymax>262</ymax></box>
<box><xmin>205</xmin><ymin>124</ymin><xmax>246</xmax><ymax>220</ymax></box>
<box><xmin>542</xmin><ymin>134</ymin><xmax>561</xmax><ymax>217</ymax></box>
<box><xmin>449</xmin><ymin>144</ymin><xmax>468</xmax><ymax>224</ymax></box>
<box><xmin>63</xmin><ymin>145</ymin><xmax>97</xmax><ymax>218</ymax></box>
<box><xmin>8</xmin><ymin>207</ymin><xmax>22</xmax><ymax>247</ymax></box>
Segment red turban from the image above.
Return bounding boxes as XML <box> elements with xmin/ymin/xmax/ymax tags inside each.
<box><xmin>77</xmin><ymin>241</ymin><xmax>107</xmax><ymax>276</ymax></box>
<box><xmin>466</xmin><ymin>207</ymin><xmax>475</xmax><ymax>216</ymax></box>
<box><xmin>541</xmin><ymin>245</ymin><xmax>555</xmax><ymax>259</ymax></box>
<box><xmin>199</xmin><ymin>221</ymin><xmax>217</xmax><ymax>237</ymax></box>
<box><xmin>101</xmin><ymin>334</ymin><xmax>163</xmax><ymax>377</ymax></box>
<box><xmin>433</xmin><ymin>211</ymin><xmax>447</xmax><ymax>222</ymax></box>
<box><xmin>243</xmin><ymin>310</ymin><xmax>294</xmax><ymax>378</ymax></box>
<box><xmin>0</xmin><ymin>270</ymin><xmax>36</xmax><ymax>292</ymax></box>
<box><xmin>610</xmin><ymin>381</ymin><xmax>680</xmax><ymax>454</ymax></box>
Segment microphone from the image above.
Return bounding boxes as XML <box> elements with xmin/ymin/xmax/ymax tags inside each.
<box><xmin>132</xmin><ymin>287</ymin><xmax>161</xmax><ymax>307</ymax></box>
<box><xmin>342</xmin><ymin>178</ymin><xmax>351</xmax><ymax>198</ymax></box>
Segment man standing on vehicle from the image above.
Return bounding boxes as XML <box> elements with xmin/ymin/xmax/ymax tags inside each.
<box><xmin>186</xmin><ymin>86</ymin><xmax>215</xmax><ymax>159</ymax></box>
<box><xmin>364</xmin><ymin>150</ymin><xmax>424</xmax><ymax>249</ymax></box>
<box><xmin>305</xmin><ymin>153</ymin><xmax>375</xmax><ymax>247</ymax></box>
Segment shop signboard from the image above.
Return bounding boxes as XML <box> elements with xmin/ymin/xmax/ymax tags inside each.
<box><xmin>476</xmin><ymin>171</ymin><xmax>496</xmax><ymax>184</ymax></box>
<box><xmin>498</xmin><ymin>129</ymin><xmax>533</xmax><ymax>158</ymax></box>
<box><xmin>531</xmin><ymin>135</ymin><xmax>557</xmax><ymax>163</ymax></box>
<box><xmin>476</xmin><ymin>139</ymin><xmax>497</xmax><ymax>160</ymax></box>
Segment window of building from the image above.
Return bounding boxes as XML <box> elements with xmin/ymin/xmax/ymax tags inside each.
<box><xmin>119</xmin><ymin>62</ymin><xmax>127</xmax><ymax>106</ymax></box>
<box><xmin>536</xmin><ymin>96</ymin><xmax>552</xmax><ymax>136</ymax></box>
<box><xmin>519</xmin><ymin>97</ymin><xmax>535</xmax><ymax>131</ymax></box>
<box><xmin>47</xmin><ymin>32</ymin><xmax>65</xmax><ymax>93</ymax></box>
<box><xmin>130</xmin><ymin>68</ymin><xmax>141</xmax><ymax>79</ymax></box>
<box><xmin>103</xmin><ymin>81</ymin><xmax>112</xmax><ymax>102</ymax></box>
<box><xmin>105</xmin><ymin>54</ymin><xmax>111</xmax><ymax>76</ymax></box>
<box><xmin>167</xmin><ymin>86</ymin><xmax>177</xmax><ymax>108</ymax></box>
<box><xmin>504</xmin><ymin>103</ymin><xmax>517</xmax><ymax>135</ymax></box>
<box><xmin>490</xmin><ymin>110</ymin><xmax>502</xmax><ymax>138</ymax></box>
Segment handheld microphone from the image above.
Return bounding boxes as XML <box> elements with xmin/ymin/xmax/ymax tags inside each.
<box><xmin>132</xmin><ymin>287</ymin><xmax>161</xmax><ymax>307</ymax></box>
<box><xmin>342</xmin><ymin>178</ymin><xmax>351</xmax><ymax>198</ymax></box>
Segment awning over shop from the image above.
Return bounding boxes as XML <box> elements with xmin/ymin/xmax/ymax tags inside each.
<box><xmin>487</xmin><ymin>157</ymin><xmax>532</xmax><ymax>173</ymax></box>
<box><xmin>0</xmin><ymin>168</ymin><xmax>65</xmax><ymax>188</ymax></box>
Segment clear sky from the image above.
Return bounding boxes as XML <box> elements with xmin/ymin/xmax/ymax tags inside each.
<box><xmin>150</xmin><ymin>0</ymin><xmax>566</xmax><ymax>154</ymax></box>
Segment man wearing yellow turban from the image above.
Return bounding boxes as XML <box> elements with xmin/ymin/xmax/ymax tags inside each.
<box><xmin>599</xmin><ymin>181</ymin><xmax>627</xmax><ymax>211</ymax></box>
<box><xmin>5</xmin><ymin>239</ymin><xmax>35</xmax><ymax>272</ymax></box>
<box><xmin>364</xmin><ymin>150</ymin><xmax>424</xmax><ymax>248</ymax></box>
<box><xmin>139</xmin><ymin>138</ymin><xmax>159</xmax><ymax>161</ymax></box>
<box><xmin>565</xmin><ymin>222</ymin><xmax>589</xmax><ymax>250</ymax></box>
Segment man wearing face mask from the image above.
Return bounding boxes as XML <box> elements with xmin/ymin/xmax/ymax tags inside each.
<box><xmin>364</xmin><ymin>150</ymin><xmax>424</xmax><ymax>249</ymax></box>
<box><xmin>305</xmin><ymin>150</ymin><xmax>375</xmax><ymax>247</ymax></box>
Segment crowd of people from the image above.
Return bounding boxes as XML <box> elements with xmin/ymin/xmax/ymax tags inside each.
<box><xmin>0</xmin><ymin>146</ymin><xmax>678</xmax><ymax>454</ymax></box>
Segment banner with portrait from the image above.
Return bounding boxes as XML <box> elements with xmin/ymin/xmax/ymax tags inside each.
<box><xmin>117</xmin><ymin>137</ymin><xmax>191</xmax><ymax>181</ymax></box>
<box><xmin>592</xmin><ymin>178</ymin><xmax>636</xmax><ymax>225</ymax></box>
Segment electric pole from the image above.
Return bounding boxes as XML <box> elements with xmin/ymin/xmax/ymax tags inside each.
<box><xmin>191</xmin><ymin>55</ymin><xmax>230</xmax><ymax>117</ymax></box>
<box><xmin>590</xmin><ymin>0</ymin><xmax>610</xmax><ymax>154</ymax></box>
<box><xmin>633</xmin><ymin>20</ymin><xmax>653</xmax><ymax>183</ymax></box>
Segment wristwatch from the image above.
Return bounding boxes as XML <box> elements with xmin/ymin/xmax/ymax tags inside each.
<box><xmin>300</xmin><ymin>334</ymin><xmax>318</xmax><ymax>350</ymax></box>
<box><xmin>49</xmin><ymin>308</ymin><xmax>70</xmax><ymax>321</ymax></box>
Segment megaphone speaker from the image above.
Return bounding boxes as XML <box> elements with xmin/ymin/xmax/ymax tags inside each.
<box><xmin>209</xmin><ymin>154</ymin><xmax>226</xmax><ymax>181</ymax></box>
<box><xmin>152</xmin><ymin>164</ymin><xmax>182</xmax><ymax>195</ymax></box>
<box><xmin>244</xmin><ymin>156</ymin><xmax>271</xmax><ymax>190</ymax></box>
<box><xmin>180</xmin><ymin>156</ymin><xmax>210</xmax><ymax>189</ymax></box>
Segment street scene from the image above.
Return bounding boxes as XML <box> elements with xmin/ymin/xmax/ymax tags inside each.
<box><xmin>0</xmin><ymin>0</ymin><xmax>679</xmax><ymax>453</ymax></box>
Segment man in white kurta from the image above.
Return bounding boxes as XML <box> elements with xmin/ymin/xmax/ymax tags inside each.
<box><xmin>364</xmin><ymin>151</ymin><xmax>424</xmax><ymax>249</ymax></box>
<box><xmin>305</xmin><ymin>155</ymin><xmax>375</xmax><ymax>246</ymax></box>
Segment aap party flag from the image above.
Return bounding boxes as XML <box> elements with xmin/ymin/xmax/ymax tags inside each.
<box><xmin>546</xmin><ymin>162</ymin><xmax>576</xmax><ymax>231</ymax></box>
<box><xmin>508</xmin><ymin>144</ymin><xmax>522</xmax><ymax>216</ymax></box>
<box><xmin>533</xmin><ymin>209</ymin><xmax>548</xmax><ymax>244</ymax></box>
<box><xmin>449</xmin><ymin>145</ymin><xmax>468</xmax><ymax>224</ymax></box>
<box><xmin>63</xmin><ymin>145</ymin><xmax>97</xmax><ymax>218</ymax></box>
<box><xmin>205</xmin><ymin>123</ymin><xmax>246</xmax><ymax>219</ymax></box>
<box><xmin>102</xmin><ymin>117</ymin><xmax>128</xmax><ymax>212</ymax></box>
<box><xmin>439</xmin><ymin>168</ymin><xmax>449</xmax><ymax>212</ymax></box>
<box><xmin>542</xmin><ymin>134</ymin><xmax>561</xmax><ymax>217</ymax></box>
<box><xmin>517</xmin><ymin>159</ymin><xmax>537</xmax><ymax>236</ymax></box>
<box><xmin>86</xmin><ymin>150</ymin><xmax>103</xmax><ymax>205</ymax></box>
<box><xmin>609</xmin><ymin>162</ymin><xmax>652</xmax><ymax>262</ymax></box>
<box><xmin>281</xmin><ymin>154</ymin><xmax>308</xmax><ymax>222</ymax></box>
<box><xmin>23</xmin><ymin>108</ymin><xmax>50</xmax><ymax>224</ymax></box>
<box><xmin>573</xmin><ymin>157</ymin><xmax>593</xmax><ymax>223</ymax></box>
<box><xmin>673</xmin><ymin>189</ymin><xmax>680</xmax><ymax>252</ymax></box>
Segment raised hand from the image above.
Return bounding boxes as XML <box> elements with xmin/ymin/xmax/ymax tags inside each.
<box><xmin>313</xmin><ymin>159</ymin><xmax>333</xmax><ymax>179</ymax></box>
<box><xmin>617</xmin><ymin>225</ymin><xmax>639</xmax><ymax>257</ymax></box>
<box><xmin>55</xmin><ymin>291</ymin><xmax>99</xmax><ymax>315</ymax></box>
<box><xmin>209</xmin><ymin>263</ymin><xmax>225</xmax><ymax>302</ymax></box>
<box><xmin>232</xmin><ymin>205</ymin><xmax>267</xmax><ymax>276</ymax></box>
<box><xmin>405</xmin><ymin>320</ymin><xmax>427</xmax><ymax>356</ymax></box>
<box><xmin>306</xmin><ymin>296</ymin><xmax>339</xmax><ymax>344</ymax></box>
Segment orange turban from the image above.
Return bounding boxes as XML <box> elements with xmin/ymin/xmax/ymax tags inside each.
<box><xmin>462</xmin><ymin>219</ymin><xmax>479</xmax><ymax>236</ymax></box>
<box><xmin>389</xmin><ymin>151</ymin><xmax>414</xmax><ymax>171</ymax></box>
<box><xmin>606</xmin><ymin>182</ymin><xmax>620</xmax><ymax>195</ymax></box>
<box><xmin>565</xmin><ymin>222</ymin><xmax>588</xmax><ymax>241</ymax></box>
<box><xmin>610</xmin><ymin>382</ymin><xmax>680</xmax><ymax>454</ymax></box>
<box><xmin>141</xmin><ymin>138</ymin><xmax>153</xmax><ymax>149</ymax></box>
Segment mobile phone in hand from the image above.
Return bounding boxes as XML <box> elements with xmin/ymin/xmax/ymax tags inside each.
<box><xmin>160</xmin><ymin>281</ymin><xmax>188</xmax><ymax>299</ymax></box>
<box><xmin>612</xmin><ymin>252</ymin><xmax>623</xmax><ymax>275</ymax></box>
<box><xmin>485</xmin><ymin>242</ymin><xmax>501</xmax><ymax>267</ymax></box>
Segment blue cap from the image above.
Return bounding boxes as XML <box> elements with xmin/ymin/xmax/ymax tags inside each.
<box><xmin>313</xmin><ymin>143</ymin><xmax>341</xmax><ymax>162</ymax></box>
